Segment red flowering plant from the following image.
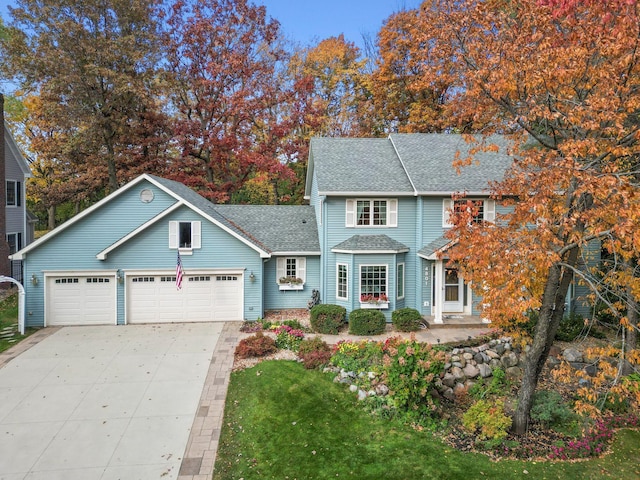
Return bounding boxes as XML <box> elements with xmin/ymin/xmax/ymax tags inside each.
<box><xmin>360</xmin><ymin>293</ymin><xmax>389</xmax><ymax>303</ymax></box>
<box><xmin>273</xmin><ymin>325</ymin><xmax>305</xmax><ymax>352</ymax></box>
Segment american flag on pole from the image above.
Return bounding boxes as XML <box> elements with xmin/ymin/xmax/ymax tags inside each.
<box><xmin>176</xmin><ymin>250</ymin><xmax>184</xmax><ymax>290</ymax></box>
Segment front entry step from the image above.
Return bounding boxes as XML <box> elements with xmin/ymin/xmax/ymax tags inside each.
<box><xmin>423</xmin><ymin>315</ymin><xmax>489</xmax><ymax>329</ymax></box>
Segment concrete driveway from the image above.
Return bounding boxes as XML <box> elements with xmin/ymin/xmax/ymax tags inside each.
<box><xmin>0</xmin><ymin>323</ymin><xmax>227</xmax><ymax>480</ymax></box>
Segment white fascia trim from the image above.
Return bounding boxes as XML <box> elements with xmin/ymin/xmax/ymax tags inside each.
<box><xmin>43</xmin><ymin>270</ymin><xmax>117</xmax><ymax>277</ymax></box>
<box><xmin>388</xmin><ymin>135</ymin><xmax>418</xmax><ymax>196</ymax></box>
<box><xmin>96</xmin><ymin>202</ymin><xmax>184</xmax><ymax>260</ymax></box>
<box><xmin>417</xmin><ymin>240</ymin><xmax>457</xmax><ymax>260</ymax></box>
<box><xmin>417</xmin><ymin>191</ymin><xmax>491</xmax><ymax>197</ymax></box>
<box><xmin>332</xmin><ymin>248</ymin><xmax>410</xmax><ymax>254</ymax></box>
<box><xmin>11</xmin><ymin>175</ymin><xmax>152</xmax><ymax>260</ymax></box>
<box><xmin>143</xmin><ymin>175</ymin><xmax>271</xmax><ymax>259</ymax></box>
<box><xmin>271</xmin><ymin>251</ymin><xmax>322</xmax><ymax>256</ymax></box>
<box><xmin>125</xmin><ymin>268</ymin><xmax>245</xmax><ymax>276</ymax></box>
<box><xmin>319</xmin><ymin>191</ymin><xmax>414</xmax><ymax>197</ymax></box>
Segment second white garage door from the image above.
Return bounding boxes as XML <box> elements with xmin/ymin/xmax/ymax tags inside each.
<box><xmin>127</xmin><ymin>273</ymin><xmax>243</xmax><ymax>323</ymax></box>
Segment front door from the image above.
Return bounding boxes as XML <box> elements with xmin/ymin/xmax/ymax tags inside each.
<box><xmin>443</xmin><ymin>267</ymin><xmax>464</xmax><ymax>313</ymax></box>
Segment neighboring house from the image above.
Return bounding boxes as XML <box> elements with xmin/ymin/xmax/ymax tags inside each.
<box><xmin>1</xmin><ymin>94</ymin><xmax>33</xmax><ymax>282</ymax></box>
<box><xmin>11</xmin><ymin>133</ymin><xmax>591</xmax><ymax>328</ymax></box>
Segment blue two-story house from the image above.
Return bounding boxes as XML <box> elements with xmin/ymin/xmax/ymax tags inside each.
<box><xmin>305</xmin><ymin>134</ymin><xmax>512</xmax><ymax>324</ymax></box>
<box><xmin>16</xmin><ymin>133</ymin><xmax>589</xmax><ymax>328</ymax></box>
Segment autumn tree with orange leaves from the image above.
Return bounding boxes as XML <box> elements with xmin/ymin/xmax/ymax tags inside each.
<box><xmin>415</xmin><ymin>0</ymin><xmax>640</xmax><ymax>434</ymax></box>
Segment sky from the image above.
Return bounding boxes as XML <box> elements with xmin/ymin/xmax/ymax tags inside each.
<box><xmin>0</xmin><ymin>0</ymin><xmax>422</xmax><ymax>49</ymax></box>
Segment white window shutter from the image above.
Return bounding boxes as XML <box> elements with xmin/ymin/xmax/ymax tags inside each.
<box><xmin>442</xmin><ymin>198</ymin><xmax>454</xmax><ymax>228</ymax></box>
<box><xmin>345</xmin><ymin>199</ymin><xmax>355</xmax><ymax>227</ymax></box>
<box><xmin>192</xmin><ymin>221</ymin><xmax>202</xmax><ymax>248</ymax></box>
<box><xmin>484</xmin><ymin>199</ymin><xmax>496</xmax><ymax>223</ymax></box>
<box><xmin>276</xmin><ymin>257</ymin><xmax>285</xmax><ymax>282</ymax></box>
<box><xmin>169</xmin><ymin>221</ymin><xmax>178</xmax><ymax>249</ymax></box>
<box><xmin>297</xmin><ymin>257</ymin><xmax>306</xmax><ymax>282</ymax></box>
<box><xmin>388</xmin><ymin>199</ymin><xmax>398</xmax><ymax>227</ymax></box>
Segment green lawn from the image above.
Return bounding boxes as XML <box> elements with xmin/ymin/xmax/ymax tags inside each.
<box><xmin>0</xmin><ymin>291</ymin><xmax>31</xmax><ymax>354</ymax></box>
<box><xmin>214</xmin><ymin>360</ymin><xmax>640</xmax><ymax>480</ymax></box>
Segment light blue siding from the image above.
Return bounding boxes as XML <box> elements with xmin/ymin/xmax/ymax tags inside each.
<box><xmin>263</xmin><ymin>256</ymin><xmax>320</xmax><ymax>311</ymax></box>
<box><xmin>22</xmin><ymin>180</ymin><xmax>267</xmax><ymax>325</ymax></box>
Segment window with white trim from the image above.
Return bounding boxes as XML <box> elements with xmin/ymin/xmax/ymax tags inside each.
<box><xmin>276</xmin><ymin>257</ymin><xmax>306</xmax><ymax>284</ymax></box>
<box><xmin>6</xmin><ymin>233</ymin><xmax>22</xmax><ymax>255</ymax></box>
<box><xmin>359</xmin><ymin>265</ymin><xmax>387</xmax><ymax>301</ymax></box>
<box><xmin>169</xmin><ymin>221</ymin><xmax>202</xmax><ymax>250</ymax></box>
<box><xmin>337</xmin><ymin>263</ymin><xmax>348</xmax><ymax>300</ymax></box>
<box><xmin>346</xmin><ymin>199</ymin><xmax>398</xmax><ymax>227</ymax></box>
<box><xmin>6</xmin><ymin>180</ymin><xmax>21</xmax><ymax>207</ymax></box>
<box><xmin>443</xmin><ymin>198</ymin><xmax>495</xmax><ymax>227</ymax></box>
<box><xmin>397</xmin><ymin>263</ymin><xmax>405</xmax><ymax>300</ymax></box>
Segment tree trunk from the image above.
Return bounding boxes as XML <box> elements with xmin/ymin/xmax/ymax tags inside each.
<box><xmin>47</xmin><ymin>205</ymin><xmax>56</xmax><ymax>230</ymax></box>
<box><xmin>622</xmin><ymin>267</ymin><xmax>638</xmax><ymax>375</ymax></box>
<box><xmin>512</xmin><ymin>248</ymin><xmax>580</xmax><ymax>434</ymax></box>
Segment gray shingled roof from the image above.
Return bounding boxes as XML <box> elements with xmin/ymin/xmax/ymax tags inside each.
<box><xmin>150</xmin><ymin>175</ymin><xmax>319</xmax><ymax>254</ymax></box>
<box><xmin>310</xmin><ymin>137</ymin><xmax>415</xmax><ymax>194</ymax></box>
<box><xmin>418</xmin><ymin>235</ymin><xmax>455</xmax><ymax>258</ymax></box>
<box><xmin>332</xmin><ymin>235</ymin><xmax>409</xmax><ymax>253</ymax></box>
<box><xmin>309</xmin><ymin>134</ymin><xmax>513</xmax><ymax>195</ymax></box>
<box><xmin>213</xmin><ymin>205</ymin><xmax>320</xmax><ymax>254</ymax></box>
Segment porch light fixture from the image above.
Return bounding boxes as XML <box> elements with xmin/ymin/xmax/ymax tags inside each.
<box><xmin>31</xmin><ymin>273</ymin><xmax>38</xmax><ymax>286</ymax></box>
<box><xmin>117</xmin><ymin>270</ymin><xmax>124</xmax><ymax>284</ymax></box>
<box><xmin>249</xmin><ymin>271</ymin><xmax>256</xmax><ymax>283</ymax></box>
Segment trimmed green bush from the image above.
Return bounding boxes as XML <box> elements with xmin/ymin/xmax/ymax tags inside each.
<box><xmin>392</xmin><ymin>308</ymin><xmax>423</xmax><ymax>332</ymax></box>
<box><xmin>310</xmin><ymin>304</ymin><xmax>347</xmax><ymax>334</ymax></box>
<box><xmin>530</xmin><ymin>390</ymin><xmax>578</xmax><ymax>430</ymax></box>
<box><xmin>348</xmin><ymin>309</ymin><xmax>386</xmax><ymax>335</ymax></box>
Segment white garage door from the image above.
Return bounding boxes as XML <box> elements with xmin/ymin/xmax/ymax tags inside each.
<box><xmin>46</xmin><ymin>275</ymin><xmax>116</xmax><ymax>326</ymax></box>
<box><xmin>127</xmin><ymin>273</ymin><xmax>243</xmax><ymax>324</ymax></box>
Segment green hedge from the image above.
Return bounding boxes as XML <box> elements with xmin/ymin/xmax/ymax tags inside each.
<box><xmin>310</xmin><ymin>304</ymin><xmax>347</xmax><ymax>334</ymax></box>
<box><xmin>348</xmin><ymin>309</ymin><xmax>386</xmax><ymax>335</ymax></box>
<box><xmin>392</xmin><ymin>308</ymin><xmax>423</xmax><ymax>332</ymax></box>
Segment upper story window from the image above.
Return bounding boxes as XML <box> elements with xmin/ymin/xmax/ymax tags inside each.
<box><xmin>6</xmin><ymin>180</ymin><xmax>21</xmax><ymax>207</ymax></box>
<box><xmin>169</xmin><ymin>220</ymin><xmax>201</xmax><ymax>252</ymax></box>
<box><xmin>345</xmin><ymin>199</ymin><xmax>397</xmax><ymax>228</ymax></box>
<box><xmin>443</xmin><ymin>198</ymin><xmax>495</xmax><ymax>228</ymax></box>
<box><xmin>6</xmin><ymin>233</ymin><xmax>22</xmax><ymax>255</ymax></box>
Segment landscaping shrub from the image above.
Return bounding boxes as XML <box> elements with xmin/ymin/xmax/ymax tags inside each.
<box><xmin>235</xmin><ymin>332</ymin><xmax>277</xmax><ymax>359</ymax></box>
<box><xmin>349</xmin><ymin>309</ymin><xmax>386</xmax><ymax>335</ymax></box>
<box><xmin>555</xmin><ymin>313</ymin><xmax>586</xmax><ymax>342</ymax></box>
<box><xmin>469</xmin><ymin>367</ymin><xmax>509</xmax><ymax>400</ymax></box>
<box><xmin>274</xmin><ymin>325</ymin><xmax>305</xmax><ymax>352</ymax></box>
<box><xmin>310</xmin><ymin>304</ymin><xmax>347</xmax><ymax>334</ymax></box>
<box><xmin>300</xmin><ymin>349</ymin><xmax>332</xmax><ymax>370</ymax></box>
<box><xmin>391</xmin><ymin>308</ymin><xmax>423</xmax><ymax>332</ymax></box>
<box><xmin>298</xmin><ymin>336</ymin><xmax>332</xmax><ymax>369</ymax></box>
<box><xmin>530</xmin><ymin>390</ymin><xmax>578</xmax><ymax>430</ymax></box>
<box><xmin>462</xmin><ymin>399</ymin><xmax>512</xmax><ymax>441</ymax></box>
<box><xmin>331</xmin><ymin>340</ymin><xmax>384</xmax><ymax>373</ymax></box>
<box><xmin>282</xmin><ymin>319</ymin><xmax>307</xmax><ymax>331</ymax></box>
<box><xmin>381</xmin><ymin>336</ymin><xmax>446</xmax><ymax>419</ymax></box>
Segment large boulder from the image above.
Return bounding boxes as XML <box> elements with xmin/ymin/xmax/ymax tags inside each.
<box><xmin>501</xmin><ymin>351</ymin><xmax>519</xmax><ymax>368</ymax></box>
<box><xmin>563</xmin><ymin>348</ymin><xmax>583</xmax><ymax>363</ymax></box>
<box><xmin>463</xmin><ymin>363</ymin><xmax>480</xmax><ymax>379</ymax></box>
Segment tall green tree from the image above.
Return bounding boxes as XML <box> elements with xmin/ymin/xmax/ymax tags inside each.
<box><xmin>0</xmin><ymin>0</ymin><xmax>167</xmax><ymax>195</ymax></box>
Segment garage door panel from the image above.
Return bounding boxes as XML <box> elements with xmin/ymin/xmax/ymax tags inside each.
<box><xmin>127</xmin><ymin>273</ymin><xmax>243</xmax><ymax>324</ymax></box>
<box><xmin>47</xmin><ymin>276</ymin><xmax>116</xmax><ymax>326</ymax></box>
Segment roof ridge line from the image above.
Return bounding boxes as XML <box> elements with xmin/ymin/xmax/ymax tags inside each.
<box><xmin>388</xmin><ymin>134</ymin><xmax>418</xmax><ymax>197</ymax></box>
